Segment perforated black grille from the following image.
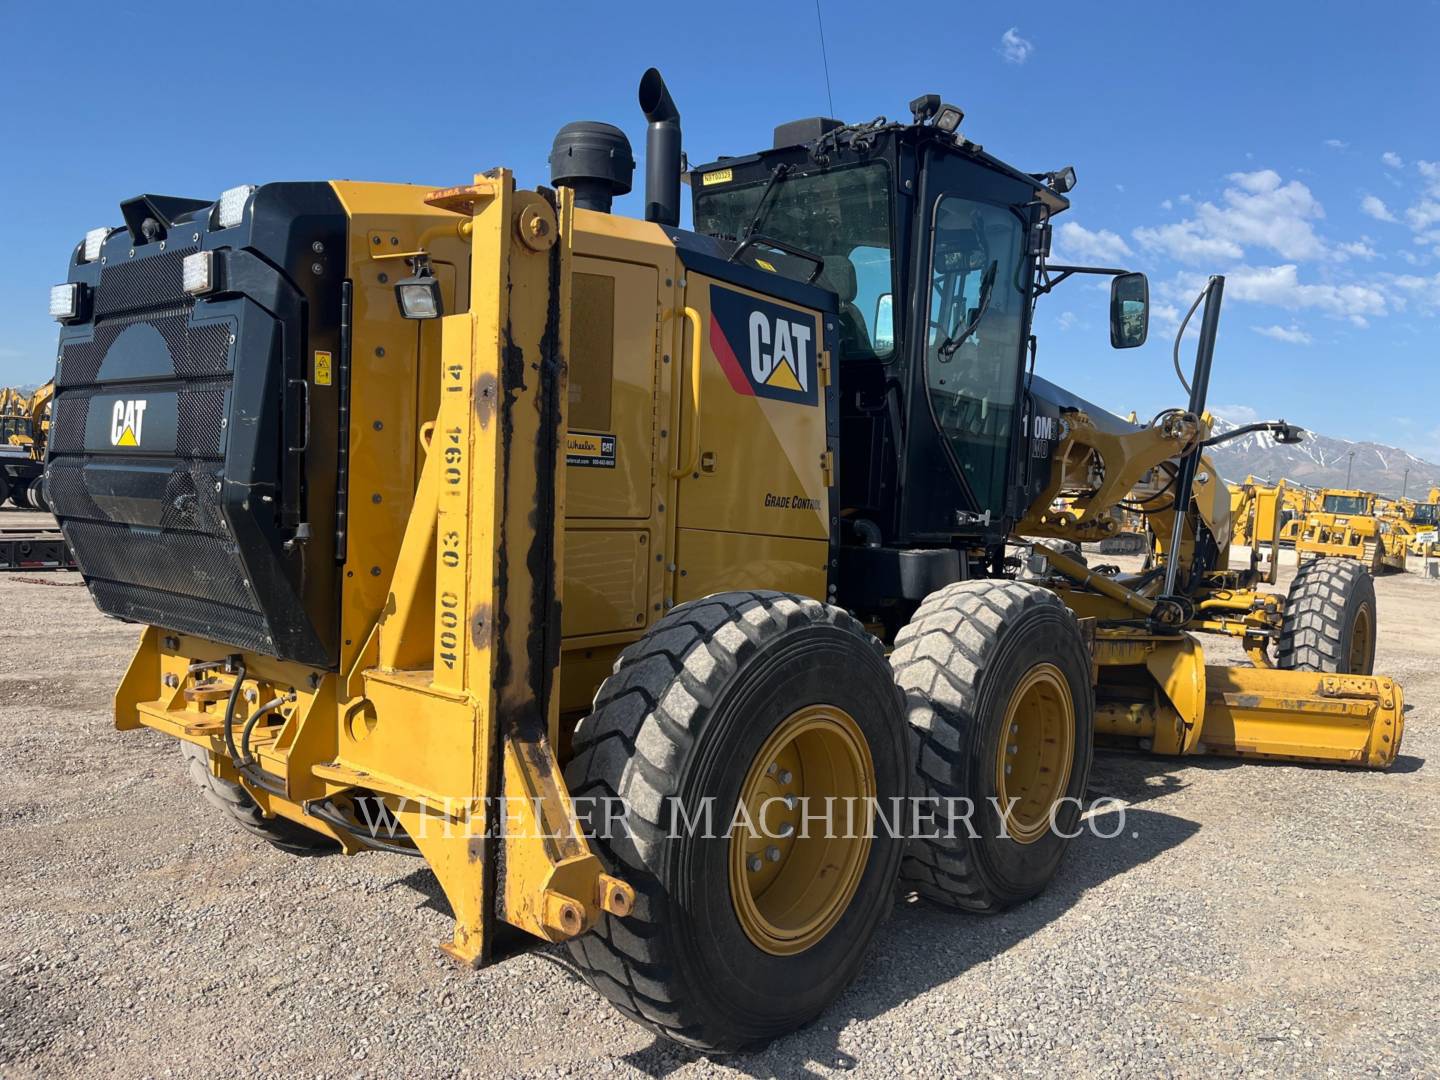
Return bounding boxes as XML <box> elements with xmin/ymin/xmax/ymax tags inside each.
<box><xmin>47</xmin><ymin>396</ymin><xmax>91</xmax><ymax>454</ymax></box>
<box><xmin>93</xmin><ymin>246</ymin><xmax>197</xmax><ymax>319</ymax></box>
<box><xmin>175</xmin><ymin>387</ymin><xmax>226</xmax><ymax>458</ymax></box>
<box><xmin>43</xmin><ymin>459</ymin><xmax>104</xmax><ymax>522</ymax></box>
<box><xmin>59</xmin><ymin>309</ymin><xmax>232</xmax><ymax>388</ymax></box>
<box><xmin>89</xmin><ymin>578</ymin><xmax>272</xmax><ymax>655</ymax></box>
<box><xmin>159</xmin><ymin>464</ymin><xmax>227</xmax><ymax>533</ymax></box>
<box><xmin>65</xmin><ymin>520</ymin><xmax>258</xmax><ymax>611</ymax></box>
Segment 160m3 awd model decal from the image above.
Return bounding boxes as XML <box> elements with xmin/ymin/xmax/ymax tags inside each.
<box><xmin>709</xmin><ymin>284</ymin><xmax>819</xmax><ymax>407</ymax></box>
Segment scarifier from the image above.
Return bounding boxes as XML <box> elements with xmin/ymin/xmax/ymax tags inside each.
<box><xmin>44</xmin><ymin>70</ymin><xmax>1403</xmax><ymax>1050</ymax></box>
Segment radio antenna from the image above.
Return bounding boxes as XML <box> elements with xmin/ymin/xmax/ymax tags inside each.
<box><xmin>815</xmin><ymin>0</ymin><xmax>836</xmax><ymax>118</ymax></box>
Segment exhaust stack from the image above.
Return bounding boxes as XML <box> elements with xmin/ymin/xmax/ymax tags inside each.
<box><xmin>638</xmin><ymin>68</ymin><xmax>681</xmax><ymax>227</ymax></box>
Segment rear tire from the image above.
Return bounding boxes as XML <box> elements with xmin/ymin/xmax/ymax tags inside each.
<box><xmin>179</xmin><ymin>742</ymin><xmax>337</xmax><ymax>854</ymax></box>
<box><xmin>1278</xmin><ymin>557</ymin><xmax>1377</xmax><ymax>674</ymax></box>
<box><xmin>892</xmin><ymin>580</ymin><xmax>1094</xmax><ymax>912</ymax></box>
<box><xmin>564</xmin><ymin>590</ymin><xmax>909</xmax><ymax>1052</ymax></box>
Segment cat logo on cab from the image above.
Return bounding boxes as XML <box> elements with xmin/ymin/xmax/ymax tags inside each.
<box><xmin>110</xmin><ymin>399</ymin><xmax>148</xmax><ymax>446</ymax></box>
<box><xmin>708</xmin><ymin>285</ymin><xmax>819</xmax><ymax>406</ymax></box>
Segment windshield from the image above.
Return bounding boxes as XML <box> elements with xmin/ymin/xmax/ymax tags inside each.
<box><xmin>0</xmin><ymin>416</ymin><xmax>33</xmax><ymax>443</ymax></box>
<box><xmin>1322</xmin><ymin>494</ymin><xmax>1370</xmax><ymax>515</ymax></box>
<box><xmin>694</xmin><ymin>163</ymin><xmax>894</xmax><ymax>360</ymax></box>
<box><xmin>924</xmin><ymin>196</ymin><xmax>1028</xmax><ymax>512</ymax></box>
<box><xmin>1413</xmin><ymin>503</ymin><xmax>1439</xmax><ymax>526</ymax></box>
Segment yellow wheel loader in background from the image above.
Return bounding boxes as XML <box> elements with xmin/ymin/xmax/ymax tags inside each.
<box><xmin>43</xmin><ymin>70</ymin><xmax>1403</xmax><ymax>1051</ymax></box>
<box><xmin>1296</xmin><ymin>489</ymin><xmax>1407</xmax><ymax>573</ymax></box>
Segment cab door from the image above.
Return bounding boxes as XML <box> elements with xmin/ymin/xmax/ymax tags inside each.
<box><xmin>900</xmin><ymin>148</ymin><xmax>1036</xmax><ymax>540</ymax></box>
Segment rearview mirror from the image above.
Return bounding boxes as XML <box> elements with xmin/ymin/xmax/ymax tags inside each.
<box><xmin>1110</xmin><ymin>272</ymin><xmax>1148</xmax><ymax>349</ymax></box>
<box><xmin>874</xmin><ymin>293</ymin><xmax>894</xmax><ymax>351</ymax></box>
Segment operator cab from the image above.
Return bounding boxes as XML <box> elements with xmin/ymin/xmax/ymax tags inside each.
<box><xmin>690</xmin><ymin>96</ymin><xmax>1148</xmax><ymax>597</ymax></box>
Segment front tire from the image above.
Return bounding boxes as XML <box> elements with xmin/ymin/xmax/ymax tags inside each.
<box><xmin>179</xmin><ymin>743</ymin><xmax>337</xmax><ymax>854</ymax></box>
<box><xmin>892</xmin><ymin>580</ymin><xmax>1094</xmax><ymax>912</ymax></box>
<box><xmin>565</xmin><ymin>591</ymin><xmax>909</xmax><ymax>1052</ymax></box>
<box><xmin>1277</xmin><ymin>557</ymin><xmax>1376</xmax><ymax>674</ymax></box>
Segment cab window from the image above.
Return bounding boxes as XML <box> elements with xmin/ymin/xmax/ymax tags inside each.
<box><xmin>693</xmin><ymin>163</ymin><xmax>894</xmax><ymax>360</ymax></box>
<box><xmin>924</xmin><ymin>197</ymin><xmax>1028</xmax><ymax>511</ymax></box>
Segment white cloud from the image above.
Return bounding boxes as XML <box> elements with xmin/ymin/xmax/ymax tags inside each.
<box><xmin>1385</xmin><ymin>271</ymin><xmax>1440</xmax><ymax>311</ymax></box>
<box><xmin>1171</xmin><ymin>264</ymin><xmax>1388</xmax><ymax>319</ymax></box>
<box><xmin>1134</xmin><ymin>220</ymin><xmax>1244</xmax><ymax>264</ymax></box>
<box><xmin>1160</xmin><ymin>199</ymin><xmax>1173</xmax><ymax>211</ymax></box>
<box><xmin>1055</xmin><ymin>221</ymin><xmax>1132</xmax><ymax>264</ymax></box>
<box><xmin>1152</xmin><ymin>302</ymin><xmax>1181</xmax><ymax>325</ymax></box>
<box><xmin>1134</xmin><ymin>170</ymin><xmax>1328</xmax><ymax>264</ymax></box>
<box><xmin>1212</xmin><ymin>403</ymin><xmax>1260</xmax><ymax>425</ymax></box>
<box><xmin>1361</xmin><ymin>194</ymin><xmax>1398</xmax><ymax>223</ymax></box>
<box><xmin>999</xmin><ymin>27</ymin><xmax>1033</xmax><ymax>64</ymax></box>
<box><xmin>1405</xmin><ymin>200</ymin><xmax>1440</xmax><ymax>231</ymax></box>
<box><xmin>1418</xmin><ymin>160</ymin><xmax>1440</xmax><ymax>195</ymax></box>
<box><xmin>1324</xmin><ymin>138</ymin><xmax>1348</xmax><ymax>150</ymax></box>
<box><xmin>1252</xmin><ymin>323</ymin><xmax>1313</xmax><ymax>345</ymax></box>
<box><xmin>1336</xmin><ymin>240</ymin><xmax>1378</xmax><ymax>260</ymax></box>
<box><xmin>1056</xmin><ymin>311</ymin><xmax>1077</xmax><ymax>331</ymax></box>
<box><xmin>1383</xmin><ymin>151</ymin><xmax>1404</xmax><ymax>169</ymax></box>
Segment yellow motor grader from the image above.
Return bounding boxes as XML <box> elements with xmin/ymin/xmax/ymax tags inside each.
<box><xmin>43</xmin><ymin>70</ymin><xmax>1403</xmax><ymax>1050</ymax></box>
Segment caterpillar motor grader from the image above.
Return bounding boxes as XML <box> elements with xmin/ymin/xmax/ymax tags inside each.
<box><xmin>44</xmin><ymin>69</ymin><xmax>1403</xmax><ymax>1051</ymax></box>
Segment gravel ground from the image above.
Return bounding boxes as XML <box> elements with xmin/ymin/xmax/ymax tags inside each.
<box><xmin>2</xmin><ymin>511</ymin><xmax>1436</xmax><ymax>1078</ymax></box>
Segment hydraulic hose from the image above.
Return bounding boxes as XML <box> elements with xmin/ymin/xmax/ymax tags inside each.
<box><xmin>221</xmin><ymin>657</ymin><xmax>247</xmax><ymax>767</ymax></box>
<box><xmin>217</xmin><ymin>658</ymin><xmax>285</xmax><ymax>797</ymax></box>
<box><xmin>239</xmin><ymin>695</ymin><xmax>290</xmax><ymax>767</ymax></box>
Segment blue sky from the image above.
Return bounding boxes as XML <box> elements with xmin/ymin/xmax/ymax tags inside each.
<box><xmin>3</xmin><ymin>2</ymin><xmax>1436</xmax><ymax>455</ymax></box>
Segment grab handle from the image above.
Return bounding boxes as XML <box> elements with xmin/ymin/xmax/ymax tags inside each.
<box><xmin>669</xmin><ymin>306</ymin><xmax>703</xmax><ymax>479</ymax></box>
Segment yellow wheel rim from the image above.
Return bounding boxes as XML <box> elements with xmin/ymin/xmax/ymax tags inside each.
<box><xmin>729</xmin><ymin>705</ymin><xmax>875</xmax><ymax>956</ymax></box>
<box><xmin>994</xmin><ymin>664</ymin><xmax>1075</xmax><ymax>845</ymax></box>
<box><xmin>1348</xmin><ymin>603</ymin><xmax>1373</xmax><ymax>673</ymax></box>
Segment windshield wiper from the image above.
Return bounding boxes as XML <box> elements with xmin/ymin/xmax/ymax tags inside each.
<box><xmin>937</xmin><ymin>261</ymin><xmax>997</xmax><ymax>361</ymax></box>
<box><xmin>727</xmin><ymin>163</ymin><xmax>791</xmax><ymax>260</ymax></box>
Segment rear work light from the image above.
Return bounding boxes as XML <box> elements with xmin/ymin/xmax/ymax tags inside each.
<box><xmin>82</xmin><ymin>227</ymin><xmax>110</xmax><ymax>263</ymax></box>
<box><xmin>182</xmin><ymin>251</ymin><xmax>215</xmax><ymax>295</ymax></box>
<box><xmin>216</xmin><ymin>185</ymin><xmax>255</xmax><ymax>229</ymax></box>
<box><xmin>395</xmin><ymin>256</ymin><xmax>443</xmax><ymax>319</ymax></box>
<box><xmin>49</xmin><ymin>283</ymin><xmax>80</xmax><ymax>321</ymax></box>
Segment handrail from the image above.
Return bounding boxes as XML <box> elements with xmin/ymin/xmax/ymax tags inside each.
<box><xmin>669</xmin><ymin>306</ymin><xmax>703</xmax><ymax>479</ymax></box>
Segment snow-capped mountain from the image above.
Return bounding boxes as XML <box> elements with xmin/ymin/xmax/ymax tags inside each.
<box><xmin>1207</xmin><ymin>412</ymin><xmax>1440</xmax><ymax>499</ymax></box>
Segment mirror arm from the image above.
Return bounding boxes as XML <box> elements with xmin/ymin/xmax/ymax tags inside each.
<box><xmin>1033</xmin><ymin>263</ymin><xmax>1131</xmax><ymax>297</ymax></box>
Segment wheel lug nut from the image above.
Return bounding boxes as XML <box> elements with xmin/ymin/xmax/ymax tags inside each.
<box><xmin>766</xmin><ymin>763</ymin><xmax>779</xmax><ymax>778</ymax></box>
<box><xmin>777</xmin><ymin>822</ymin><xmax>795</xmax><ymax>838</ymax></box>
<box><xmin>765</xmin><ymin>845</ymin><xmax>781</xmax><ymax>862</ymax></box>
<box><xmin>1010</xmin><ymin>724</ymin><xmax>1019</xmax><ymax>735</ymax></box>
<box><xmin>1005</xmin><ymin>764</ymin><xmax>1013</xmax><ymax>775</ymax></box>
<box><xmin>748</xmin><ymin>854</ymin><xmax>763</xmax><ymax>872</ymax></box>
<box><xmin>1008</xmin><ymin>743</ymin><xmax>1018</xmax><ymax>755</ymax></box>
<box><xmin>783</xmin><ymin>795</ymin><xmax>797</xmax><ymax>810</ymax></box>
<box><xmin>778</xmin><ymin>769</ymin><xmax>793</xmax><ymax>784</ymax></box>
